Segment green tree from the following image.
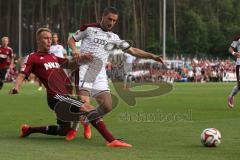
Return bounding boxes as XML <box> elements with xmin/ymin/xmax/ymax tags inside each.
<box><xmin>179</xmin><ymin>10</ymin><xmax>208</xmax><ymax>55</ymax></box>
<box><xmin>207</xmin><ymin>15</ymin><xmax>226</xmax><ymax>57</ymax></box>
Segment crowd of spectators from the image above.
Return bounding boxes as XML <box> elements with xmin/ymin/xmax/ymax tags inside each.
<box><xmin>106</xmin><ymin>56</ymin><xmax>237</xmax><ymax>83</ymax></box>
<box><xmin>4</xmin><ymin>55</ymin><xmax>237</xmax><ymax>84</ymax></box>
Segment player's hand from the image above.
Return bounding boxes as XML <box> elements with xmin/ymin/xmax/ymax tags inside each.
<box><xmin>9</xmin><ymin>87</ymin><xmax>19</xmax><ymax>94</ymax></box>
<box><xmin>77</xmin><ymin>53</ymin><xmax>93</xmax><ymax>63</ymax></box>
<box><xmin>72</xmin><ymin>51</ymin><xmax>80</xmax><ymax>59</ymax></box>
<box><xmin>235</xmin><ymin>52</ymin><xmax>240</xmax><ymax>58</ymax></box>
<box><xmin>153</xmin><ymin>55</ymin><xmax>164</xmax><ymax>65</ymax></box>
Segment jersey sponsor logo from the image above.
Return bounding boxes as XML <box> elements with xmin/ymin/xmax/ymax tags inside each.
<box><xmin>44</xmin><ymin>62</ymin><xmax>60</xmax><ymax>70</ymax></box>
<box><xmin>93</xmin><ymin>38</ymin><xmax>108</xmax><ymax>45</ymax></box>
<box><xmin>0</xmin><ymin>54</ymin><xmax>7</xmax><ymax>58</ymax></box>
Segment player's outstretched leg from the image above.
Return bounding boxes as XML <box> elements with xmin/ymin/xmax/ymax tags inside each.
<box><xmin>227</xmin><ymin>96</ymin><xmax>234</xmax><ymax>108</ymax></box>
<box><xmin>106</xmin><ymin>139</ymin><xmax>132</xmax><ymax>147</ymax></box>
<box><xmin>228</xmin><ymin>85</ymin><xmax>238</xmax><ymax>108</ymax></box>
<box><xmin>19</xmin><ymin>124</ymin><xmax>31</xmax><ymax>138</ymax></box>
<box><xmin>20</xmin><ymin>123</ymin><xmax>71</xmax><ymax>138</ymax></box>
<box><xmin>90</xmin><ymin>118</ymin><xmax>132</xmax><ymax>147</ymax></box>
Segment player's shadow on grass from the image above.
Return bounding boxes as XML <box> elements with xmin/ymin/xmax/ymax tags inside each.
<box><xmin>16</xmin><ymin>136</ymin><xmax>105</xmax><ymax>147</ymax></box>
<box><xmin>188</xmin><ymin>144</ymin><xmax>219</xmax><ymax>149</ymax></box>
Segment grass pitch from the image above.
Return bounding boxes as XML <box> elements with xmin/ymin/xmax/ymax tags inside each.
<box><xmin>0</xmin><ymin>82</ymin><xmax>240</xmax><ymax>160</ymax></box>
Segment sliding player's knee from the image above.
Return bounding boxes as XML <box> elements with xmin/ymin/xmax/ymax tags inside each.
<box><xmin>81</xmin><ymin>96</ymin><xmax>90</xmax><ymax>103</ymax></box>
<box><xmin>79</xmin><ymin>103</ymin><xmax>95</xmax><ymax>112</ymax></box>
<box><xmin>79</xmin><ymin>93</ymin><xmax>90</xmax><ymax>103</ymax></box>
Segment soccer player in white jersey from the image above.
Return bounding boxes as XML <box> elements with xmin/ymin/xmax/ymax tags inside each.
<box><xmin>67</xmin><ymin>7</ymin><xmax>164</xmax><ymax>143</ymax></box>
<box><xmin>50</xmin><ymin>33</ymin><xmax>67</xmax><ymax>58</ymax></box>
<box><xmin>228</xmin><ymin>35</ymin><xmax>240</xmax><ymax>108</ymax></box>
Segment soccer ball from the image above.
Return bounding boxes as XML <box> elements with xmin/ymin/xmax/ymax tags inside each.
<box><xmin>200</xmin><ymin>128</ymin><xmax>221</xmax><ymax>147</ymax></box>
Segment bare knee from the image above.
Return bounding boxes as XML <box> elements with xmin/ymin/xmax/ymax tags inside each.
<box><xmin>81</xmin><ymin>96</ymin><xmax>90</xmax><ymax>103</ymax></box>
<box><xmin>101</xmin><ymin>103</ymin><xmax>112</xmax><ymax>113</ymax></box>
<box><xmin>81</xmin><ymin>103</ymin><xmax>95</xmax><ymax>112</ymax></box>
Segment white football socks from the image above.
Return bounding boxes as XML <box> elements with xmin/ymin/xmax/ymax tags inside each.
<box><xmin>230</xmin><ymin>85</ymin><xmax>239</xmax><ymax>97</ymax></box>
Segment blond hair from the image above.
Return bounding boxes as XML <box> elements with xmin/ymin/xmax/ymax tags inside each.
<box><xmin>36</xmin><ymin>28</ymin><xmax>52</xmax><ymax>38</ymax></box>
<box><xmin>1</xmin><ymin>36</ymin><xmax>9</xmax><ymax>42</ymax></box>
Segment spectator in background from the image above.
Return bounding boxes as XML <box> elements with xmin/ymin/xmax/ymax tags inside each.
<box><xmin>106</xmin><ymin>60</ymin><xmax>112</xmax><ymax>80</ymax></box>
<box><xmin>50</xmin><ymin>33</ymin><xmax>67</xmax><ymax>58</ymax></box>
<box><xmin>0</xmin><ymin>37</ymin><xmax>14</xmax><ymax>90</ymax></box>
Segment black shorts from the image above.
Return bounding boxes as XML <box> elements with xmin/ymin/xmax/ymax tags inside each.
<box><xmin>0</xmin><ymin>68</ymin><xmax>7</xmax><ymax>81</ymax></box>
<box><xmin>47</xmin><ymin>94</ymin><xmax>84</xmax><ymax>125</ymax></box>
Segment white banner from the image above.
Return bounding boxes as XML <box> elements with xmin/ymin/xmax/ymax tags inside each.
<box><xmin>223</xmin><ymin>72</ymin><xmax>237</xmax><ymax>82</ymax></box>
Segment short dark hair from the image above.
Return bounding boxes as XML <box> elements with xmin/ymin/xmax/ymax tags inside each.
<box><xmin>102</xmin><ymin>7</ymin><xmax>118</xmax><ymax>16</ymax></box>
<box><xmin>36</xmin><ymin>28</ymin><xmax>51</xmax><ymax>38</ymax></box>
<box><xmin>52</xmin><ymin>32</ymin><xmax>58</xmax><ymax>37</ymax></box>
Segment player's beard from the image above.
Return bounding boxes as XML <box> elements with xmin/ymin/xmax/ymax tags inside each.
<box><xmin>106</xmin><ymin>24</ymin><xmax>114</xmax><ymax>31</ymax></box>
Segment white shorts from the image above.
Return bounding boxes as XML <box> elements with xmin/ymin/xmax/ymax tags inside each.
<box><xmin>79</xmin><ymin>78</ymin><xmax>110</xmax><ymax>97</ymax></box>
<box><xmin>77</xmin><ymin>64</ymin><xmax>110</xmax><ymax>97</ymax></box>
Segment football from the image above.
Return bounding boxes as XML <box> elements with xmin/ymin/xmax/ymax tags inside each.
<box><xmin>200</xmin><ymin>128</ymin><xmax>221</xmax><ymax>147</ymax></box>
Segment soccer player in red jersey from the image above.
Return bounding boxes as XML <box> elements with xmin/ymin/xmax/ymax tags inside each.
<box><xmin>0</xmin><ymin>37</ymin><xmax>14</xmax><ymax>90</ymax></box>
<box><xmin>9</xmin><ymin>28</ymin><xmax>132</xmax><ymax>147</ymax></box>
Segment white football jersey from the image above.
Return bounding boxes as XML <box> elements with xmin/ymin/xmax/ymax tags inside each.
<box><xmin>50</xmin><ymin>44</ymin><xmax>66</xmax><ymax>58</ymax></box>
<box><xmin>72</xmin><ymin>24</ymin><xmax>128</xmax><ymax>83</ymax></box>
<box><xmin>231</xmin><ymin>41</ymin><xmax>240</xmax><ymax>51</ymax></box>
<box><xmin>231</xmin><ymin>36</ymin><xmax>240</xmax><ymax>65</ymax></box>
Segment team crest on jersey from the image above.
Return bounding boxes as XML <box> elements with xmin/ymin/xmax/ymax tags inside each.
<box><xmin>40</xmin><ymin>57</ymin><xmax>44</xmax><ymax>60</ymax></box>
